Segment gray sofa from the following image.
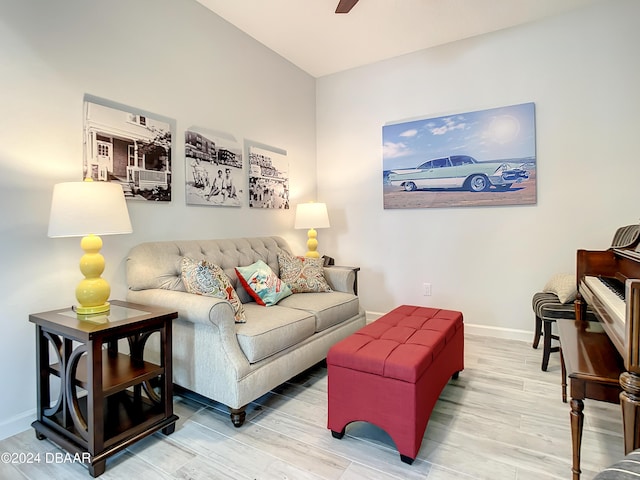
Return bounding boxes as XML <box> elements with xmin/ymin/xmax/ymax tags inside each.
<box><xmin>126</xmin><ymin>236</ymin><xmax>365</xmax><ymax>426</ymax></box>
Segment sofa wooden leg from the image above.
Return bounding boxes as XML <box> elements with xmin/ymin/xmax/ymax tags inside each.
<box><xmin>229</xmin><ymin>407</ymin><xmax>246</xmax><ymax>427</ymax></box>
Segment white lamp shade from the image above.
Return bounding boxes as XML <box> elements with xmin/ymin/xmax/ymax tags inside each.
<box><xmin>294</xmin><ymin>202</ymin><xmax>330</xmax><ymax>229</ymax></box>
<box><xmin>48</xmin><ymin>181</ymin><xmax>133</xmax><ymax>238</ymax></box>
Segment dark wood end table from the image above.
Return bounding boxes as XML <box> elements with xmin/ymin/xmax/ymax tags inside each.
<box><xmin>29</xmin><ymin>300</ymin><xmax>179</xmax><ymax>477</ymax></box>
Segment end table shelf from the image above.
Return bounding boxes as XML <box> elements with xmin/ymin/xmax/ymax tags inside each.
<box><xmin>48</xmin><ymin>350</ymin><xmax>165</xmax><ymax>395</ymax></box>
<box><xmin>29</xmin><ymin>300</ymin><xmax>179</xmax><ymax>477</ymax></box>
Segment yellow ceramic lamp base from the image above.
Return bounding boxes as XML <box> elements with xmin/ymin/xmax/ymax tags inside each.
<box><xmin>305</xmin><ymin>228</ymin><xmax>321</xmax><ymax>258</ymax></box>
<box><xmin>75</xmin><ymin>234</ymin><xmax>111</xmax><ymax>315</ymax></box>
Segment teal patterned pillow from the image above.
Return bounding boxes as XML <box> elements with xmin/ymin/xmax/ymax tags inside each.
<box><xmin>278</xmin><ymin>251</ymin><xmax>331</xmax><ymax>293</ymax></box>
<box><xmin>235</xmin><ymin>260</ymin><xmax>292</xmax><ymax>306</ymax></box>
<box><xmin>181</xmin><ymin>257</ymin><xmax>246</xmax><ymax>323</ymax></box>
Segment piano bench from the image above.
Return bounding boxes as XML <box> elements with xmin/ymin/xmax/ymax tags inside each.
<box><xmin>532</xmin><ymin>292</ymin><xmax>596</xmax><ymax>371</ymax></box>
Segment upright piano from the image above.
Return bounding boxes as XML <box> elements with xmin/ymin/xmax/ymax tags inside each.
<box><xmin>575</xmin><ymin>239</ymin><xmax>640</xmax><ymax>454</ymax></box>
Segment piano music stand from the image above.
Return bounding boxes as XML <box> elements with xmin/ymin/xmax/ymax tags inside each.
<box><xmin>557</xmin><ymin>319</ymin><xmax>625</xmax><ymax>480</ymax></box>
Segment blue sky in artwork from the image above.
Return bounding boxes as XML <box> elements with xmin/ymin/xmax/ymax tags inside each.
<box><xmin>383</xmin><ymin>103</ymin><xmax>536</xmax><ymax>170</ymax></box>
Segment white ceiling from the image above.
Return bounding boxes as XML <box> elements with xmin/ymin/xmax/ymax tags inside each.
<box><xmin>195</xmin><ymin>0</ymin><xmax>603</xmax><ymax>78</ymax></box>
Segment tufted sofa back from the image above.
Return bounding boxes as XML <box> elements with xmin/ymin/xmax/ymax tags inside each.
<box><xmin>126</xmin><ymin>236</ymin><xmax>293</xmax><ymax>302</ymax></box>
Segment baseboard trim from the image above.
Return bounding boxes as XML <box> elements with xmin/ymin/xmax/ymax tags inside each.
<box><xmin>365</xmin><ymin>311</ymin><xmax>532</xmax><ymax>343</ymax></box>
<box><xmin>463</xmin><ymin>323</ymin><xmax>532</xmax><ymax>343</ymax></box>
<box><xmin>0</xmin><ymin>409</ymin><xmax>35</xmax><ymax>441</ymax></box>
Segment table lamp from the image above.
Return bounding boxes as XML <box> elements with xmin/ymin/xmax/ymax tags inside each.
<box><xmin>294</xmin><ymin>202</ymin><xmax>330</xmax><ymax>258</ymax></box>
<box><xmin>48</xmin><ymin>180</ymin><xmax>132</xmax><ymax>316</ymax></box>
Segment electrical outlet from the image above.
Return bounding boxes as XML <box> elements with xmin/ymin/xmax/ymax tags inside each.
<box><xmin>423</xmin><ymin>283</ymin><xmax>432</xmax><ymax>296</ymax></box>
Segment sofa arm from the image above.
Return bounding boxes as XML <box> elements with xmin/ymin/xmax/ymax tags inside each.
<box><xmin>126</xmin><ymin>288</ymin><xmax>237</xmax><ymax>331</ymax></box>
<box><xmin>127</xmin><ymin>288</ymin><xmax>255</xmax><ymax>385</ymax></box>
<box><xmin>324</xmin><ymin>266</ymin><xmax>360</xmax><ymax>295</ymax></box>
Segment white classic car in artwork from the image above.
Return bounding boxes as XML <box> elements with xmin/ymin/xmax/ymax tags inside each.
<box><xmin>388</xmin><ymin>155</ymin><xmax>530</xmax><ymax>192</ymax></box>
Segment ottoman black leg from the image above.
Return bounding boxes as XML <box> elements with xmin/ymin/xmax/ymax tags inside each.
<box><xmin>331</xmin><ymin>429</ymin><xmax>345</xmax><ymax>439</ymax></box>
<box><xmin>400</xmin><ymin>454</ymin><xmax>415</xmax><ymax>465</ymax></box>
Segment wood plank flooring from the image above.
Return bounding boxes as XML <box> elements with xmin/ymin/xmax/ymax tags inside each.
<box><xmin>0</xmin><ymin>333</ymin><xmax>624</xmax><ymax>479</ymax></box>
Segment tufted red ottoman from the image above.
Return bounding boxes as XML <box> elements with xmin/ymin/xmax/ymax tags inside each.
<box><xmin>327</xmin><ymin>305</ymin><xmax>464</xmax><ymax>464</ymax></box>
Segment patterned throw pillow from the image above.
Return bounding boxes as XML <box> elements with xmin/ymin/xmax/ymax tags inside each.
<box><xmin>543</xmin><ymin>273</ymin><xmax>577</xmax><ymax>304</ymax></box>
<box><xmin>181</xmin><ymin>257</ymin><xmax>246</xmax><ymax>323</ymax></box>
<box><xmin>278</xmin><ymin>251</ymin><xmax>332</xmax><ymax>293</ymax></box>
<box><xmin>235</xmin><ymin>260</ymin><xmax>292</xmax><ymax>306</ymax></box>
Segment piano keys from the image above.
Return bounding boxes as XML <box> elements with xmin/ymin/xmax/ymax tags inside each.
<box><xmin>581</xmin><ymin>275</ymin><xmax>626</xmax><ymax>353</ymax></box>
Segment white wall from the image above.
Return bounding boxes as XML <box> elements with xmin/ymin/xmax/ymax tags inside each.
<box><xmin>2</xmin><ymin>0</ymin><xmax>639</xmax><ymax>442</ymax></box>
<box><xmin>316</xmin><ymin>0</ymin><xmax>640</xmax><ymax>335</ymax></box>
<box><xmin>0</xmin><ymin>0</ymin><xmax>316</xmax><ymax>439</ymax></box>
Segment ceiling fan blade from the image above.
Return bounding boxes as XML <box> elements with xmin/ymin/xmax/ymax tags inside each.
<box><xmin>335</xmin><ymin>0</ymin><xmax>360</xmax><ymax>14</ymax></box>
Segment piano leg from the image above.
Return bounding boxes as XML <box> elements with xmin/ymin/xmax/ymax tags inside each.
<box><xmin>570</xmin><ymin>398</ymin><xmax>584</xmax><ymax>480</ymax></box>
<box><xmin>620</xmin><ymin>371</ymin><xmax>640</xmax><ymax>454</ymax></box>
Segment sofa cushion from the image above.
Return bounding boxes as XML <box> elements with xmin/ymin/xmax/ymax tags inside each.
<box><xmin>236</xmin><ymin>303</ymin><xmax>316</xmax><ymax>363</ymax></box>
<box><xmin>277</xmin><ymin>291</ymin><xmax>360</xmax><ymax>332</ymax></box>
<box><xmin>277</xmin><ymin>252</ymin><xmax>332</xmax><ymax>293</ymax></box>
<box><xmin>236</xmin><ymin>260</ymin><xmax>292</xmax><ymax>306</ymax></box>
<box><xmin>181</xmin><ymin>257</ymin><xmax>246</xmax><ymax>323</ymax></box>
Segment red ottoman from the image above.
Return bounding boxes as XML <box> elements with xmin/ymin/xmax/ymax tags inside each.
<box><xmin>327</xmin><ymin>305</ymin><xmax>464</xmax><ymax>464</ymax></box>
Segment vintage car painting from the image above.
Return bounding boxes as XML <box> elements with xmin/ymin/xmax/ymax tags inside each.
<box><xmin>387</xmin><ymin>155</ymin><xmax>529</xmax><ymax>192</ymax></box>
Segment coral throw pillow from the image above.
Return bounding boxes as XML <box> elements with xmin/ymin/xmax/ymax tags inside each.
<box><xmin>181</xmin><ymin>257</ymin><xmax>246</xmax><ymax>323</ymax></box>
<box><xmin>278</xmin><ymin>251</ymin><xmax>331</xmax><ymax>293</ymax></box>
<box><xmin>235</xmin><ymin>260</ymin><xmax>292</xmax><ymax>306</ymax></box>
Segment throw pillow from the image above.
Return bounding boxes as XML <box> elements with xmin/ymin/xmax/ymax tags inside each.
<box><xmin>235</xmin><ymin>260</ymin><xmax>292</xmax><ymax>306</ymax></box>
<box><xmin>181</xmin><ymin>257</ymin><xmax>246</xmax><ymax>323</ymax></box>
<box><xmin>543</xmin><ymin>273</ymin><xmax>577</xmax><ymax>304</ymax></box>
<box><xmin>277</xmin><ymin>251</ymin><xmax>332</xmax><ymax>293</ymax></box>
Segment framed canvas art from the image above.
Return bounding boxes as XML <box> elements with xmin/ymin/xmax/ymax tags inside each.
<box><xmin>383</xmin><ymin>102</ymin><xmax>536</xmax><ymax>209</ymax></box>
<box><xmin>248</xmin><ymin>143</ymin><xmax>289</xmax><ymax>209</ymax></box>
<box><xmin>83</xmin><ymin>95</ymin><xmax>173</xmax><ymax>202</ymax></box>
<box><xmin>185</xmin><ymin>128</ymin><xmax>243</xmax><ymax>207</ymax></box>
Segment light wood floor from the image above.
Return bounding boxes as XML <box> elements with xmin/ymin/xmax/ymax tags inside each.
<box><xmin>0</xmin><ymin>333</ymin><xmax>625</xmax><ymax>479</ymax></box>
